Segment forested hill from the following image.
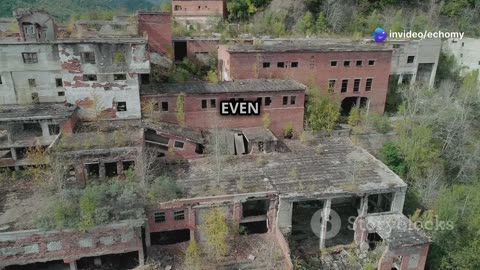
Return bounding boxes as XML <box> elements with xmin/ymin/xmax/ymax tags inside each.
<box><xmin>0</xmin><ymin>0</ymin><xmax>167</xmax><ymax>20</ymax></box>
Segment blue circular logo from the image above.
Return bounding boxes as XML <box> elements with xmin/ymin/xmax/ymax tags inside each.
<box><xmin>372</xmin><ymin>27</ymin><xmax>387</xmax><ymax>42</ymax></box>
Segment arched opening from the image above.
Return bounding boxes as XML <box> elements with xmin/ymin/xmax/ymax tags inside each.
<box><xmin>341</xmin><ymin>97</ymin><xmax>369</xmax><ymax>116</ymax></box>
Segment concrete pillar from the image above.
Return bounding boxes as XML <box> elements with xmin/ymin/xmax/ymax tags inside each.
<box><xmin>117</xmin><ymin>161</ymin><xmax>124</xmax><ymax>175</ymax></box>
<box><xmin>319</xmin><ymin>199</ymin><xmax>331</xmax><ymax>250</ymax></box>
<box><xmin>138</xmin><ymin>249</ymin><xmax>145</xmax><ymax>266</ymax></box>
<box><xmin>40</xmin><ymin>122</ymin><xmax>50</xmax><ymax>137</ymax></box>
<box><xmin>99</xmin><ymin>162</ymin><xmax>106</xmax><ymax>178</ymax></box>
<box><xmin>10</xmin><ymin>147</ymin><xmax>19</xmax><ymax>171</ymax></box>
<box><xmin>356</xmin><ymin>97</ymin><xmax>361</xmax><ymax>107</ymax></box>
<box><xmin>94</xmin><ymin>257</ymin><xmax>102</xmax><ymax>266</ymax></box>
<box><xmin>391</xmin><ymin>189</ymin><xmax>406</xmax><ymax>213</ymax></box>
<box><xmin>397</xmin><ymin>74</ymin><xmax>403</xmax><ymax>85</ymax></box>
<box><xmin>359</xmin><ymin>195</ymin><xmax>368</xmax><ymax>216</ymax></box>
<box><xmin>276</xmin><ymin>198</ymin><xmax>293</xmax><ymax>234</ymax></box>
<box><xmin>145</xmin><ymin>221</ymin><xmax>151</xmax><ymax>247</ymax></box>
<box><xmin>69</xmin><ymin>261</ymin><xmax>78</xmax><ymax>270</ymax></box>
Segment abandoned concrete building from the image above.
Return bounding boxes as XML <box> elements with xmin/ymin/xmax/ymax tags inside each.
<box><xmin>218</xmin><ymin>43</ymin><xmax>392</xmax><ymax>114</ymax></box>
<box><xmin>443</xmin><ymin>37</ymin><xmax>480</xmax><ymax>73</ymax></box>
<box><xmin>172</xmin><ymin>0</ymin><xmax>226</xmax><ymax>29</ymax></box>
<box><xmin>0</xmin><ymin>8</ymin><xmax>435</xmax><ymax>270</ymax></box>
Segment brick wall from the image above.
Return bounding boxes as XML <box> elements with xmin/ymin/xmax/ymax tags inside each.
<box><xmin>138</xmin><ymin>12</ymin><xmax>172</xmax><ymax>54</ymax></box>
<box><xmin>141</xmin><ymin>89</ymin><xmax>305</xmax><ymax>138</ymax></box>
<box><xmin>220</xmin><ymin>48</ymin><xmax>392</xmax><ymax>113</ymax></box>
<box><xmin>172</xmin><ymin>0</ymin><xmax>226</xmax><ymax>17</ymax></box>
<box><xmin>0</xmin><ymin>222</ymin><xmax>143</xmax><ymax>267</ymax></box>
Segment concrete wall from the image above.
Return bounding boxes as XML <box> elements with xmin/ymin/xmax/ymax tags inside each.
<box><xmin>0</xmin><ymin>221</ymin><xmax>143</xmax><ymax>267</ymax></box>
<box><xmin>219</xmin><ymin>48</ymin><xmax>392</xmax><ymax>113</ymax></box>
<box><xmin>0</xmin><ymin>44</ymin><xmax>64</xmax><ymax>104</ymax></box>
<box><xmin>443</xmin><ymin>37</ymin><xmax>480</xmax><ymax>73</ymax></box>
<box><xmin>141</xmin><ymin>89</ymin><xmax>305</xmax><ymax>138</ymax></box>
<box><xmin>59</xmin><ymin>42</ymin><xmax>149</xmax><ymax>120</ymax></box>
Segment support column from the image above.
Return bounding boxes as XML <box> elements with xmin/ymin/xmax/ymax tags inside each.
<box><xmin>10</xmin><ymin>147</ymin><xmax>19</xmax><ymax>171</ymax></box>
<box><xmin>319</xmin><ymin>199</ymin><xmax>331</xmax><ymax>250</ymax></box>
<box><xmin>99</xmin><ymin>162</ymin><xmax>106</xmax><ymax>179</ymax></box>
<box><xmin>276</xmin><ymin>198</ymin><xmax>293</xmax><ymax>234</ymax></box>
<box><xmin>356</xmin><ymin>97</ymin><xmax>361</xmax><ymax>107</ymax></box>
<box><xmin>117</xmin><ymin>161</ymin><xmax>124</xmax><ymax>175</ymax></box>
<box><xmin>69</xmin><ymin>261</ymin><xmax>78</xmax><ymax>270</ymax></box>
<box><xmin>397</xmin><ymin>74</ymin><xmax>403</xmax><ymax>85</ymax></box>
<box><xmin>138</xmin><ymin>249</ymin><xmax>145</xmax><ymax>266</ymax></box>
<box><xmin>145</xmin><ymin>221</ymin><xmax>151</xmax><ymax>247</ymax></box>
<box><xmin>359</xmin><ymin>195</ymin><xmax>368</xmax><ymax>216</ymax></box>
<box><xmin>391</xmin><ymin>189</ymin><xmax>406</xmax><ymax>213</ymax></box>
<box><xmin>40</xmin><ymin>122</ymin><xmax>50</xmax><ymax>137</ymax></box>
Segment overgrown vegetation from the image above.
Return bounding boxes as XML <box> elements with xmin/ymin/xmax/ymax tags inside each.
<box><xmin>304</xmin><ymin>88</ymin><xmax>340</xmax><ymax>134</ymax></box>
<box><xmin>200</xmin><ymin>208</ymin><xmax>231</xmax><ymax>261</ymax></box>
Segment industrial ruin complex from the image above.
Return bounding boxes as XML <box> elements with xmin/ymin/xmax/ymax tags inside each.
<box><xmin>2</xmin><ymin>5</ymin><xmax>473</xmax><ymax>270</ymax></box>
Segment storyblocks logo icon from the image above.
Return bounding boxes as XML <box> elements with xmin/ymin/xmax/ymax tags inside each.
<box><xmin>373</xmin><ymin>27</ymin><xmax>387</xmax><ymax>42</ymax></box>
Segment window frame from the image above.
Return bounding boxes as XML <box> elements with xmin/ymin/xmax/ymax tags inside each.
<box><xmin>330</xmin><ymin>60</ymin><xmax>338</xmax><ymax>67</ymax></box>
<box><xmin>117</xmin><ymin>101</ymin><xmax>127</xmax><ymax>112</ymax></box>
<box><xmin>262</xmin><ymin>62</ymin><xmax>271</xmax><ymax>68</ymax></box>
<box><xmin>356</xmin><ymin>60</ymin><xmax>363</xmax><ymax>67</ymax></box>
<box><xmin>407</xmin><ymin>56</ymin><xmax>415</xmax><ymax>64</ymax></box>
<box><xmin>353</xmin><ymin>78</ymin><xmax>361</xmax><ymax>92</ymax></box>
<box><xmin>291</xmin><ymin>62</ymin><xmax>299</xmax><ymax>68</ymax></box>
<box><xmin>22</xmin><ymin>52</ymin><xmax>38</xmax><ymax>64</ymax></box>
<box><xmin>341</xmin><ymin>79</ymin><xmax>348</xmax><ymax>93</ymax></box>
<box><xmin>161</xmin><ymin>101</ymin><xmax>169</xmax><ymax>112</ymax></box>
<box><xmin>265</xmin><ymin>97</ymin><xmax>272</xmax><ymax>106</ymax></box>
<box><xmin>328</xmin><ymin>79</ymin><xmax>337</xmax><ymax>92</ymax></box>
<box><xmin>201</xmin><ymin>99</ymin><xmax>208</xmax><ymax>110</ymax></box>
<box><xmin>290</xmin><ymin>96</ymin><xmax>296</xmax><ymax>105</ymax></box>
<box><xmin>174</xmin><ymin>210</ymin><xmax>185</xmax><ymax>221</ymax></box>
<box><xmin>174</xmin><ymin>140</ymin><xmax>185</xmax><ymax>149</ymax></box>
<box><xmin>154</xmin><ymin>212</ymin><xmax>166</xmax><ymax>223</ymax></box>
<box><xmin>28</xmin><ymin>78</ymin><xmax>36</xmax><ymax>87</ymax></box>
<box><xmin>365</xmin><ymin>78</ymin><xmax>373</xmax><ymax>92</ymax></box>
<box><xmin>81</xmin><ymin>52</ymin><xmax>96</xmax><ymax>64</ymax></box>
<box><xmin>343</xmin><ymin>60</ymin><xmax>351</xmax><ymax>67</ymax></box>
<box><xmin>282</xmin><ymin>96</ymin><xmax>288</xmax><ymax>105</ymax></box>
<box><xmin>113</xmin><ymin>74</ymin><xmax>127</xmax><ymax>81</ymax></box>
<box><xmin>277</xmin><ymin>62</ymin><xmax>285</xmax><ymax>68</ymax></box>
<box><xmin>83</xmin><ymin>74</ymin><xmax>97</xmax><ymax>81</ymax></box>
<box><xmin>210</xmin><ymin>98</ymin><xmax>216</xmax><ymax>108</ymax></box>
<box><xmin>55</xmin><ymin>78</ymin><xmax>63</xmax><ymax>87</ymax></box>
<box><xmin>368</xmin><ymin>59</ymin><xmax>376</xmax><ymax>66</ymax></box>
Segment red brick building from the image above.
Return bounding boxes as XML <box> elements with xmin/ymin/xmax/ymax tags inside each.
<box><xmin>218</xmin><ymin>44</ymin><xmax>393</xmax><ymax>113</ymax></box>
<box><xmin>140</xmin><ymin>79</ymin><xmax>306</xmax><ymax>138</ymax></box>
<box><xmin>137</xmin><ymin>11</ymin><xmax>172</xmax><ymax>54</ymax></box>
<box><xmin>172</xmin><ymin>0</ymin><xmax>226</xmax><ymax>29</ymax></box>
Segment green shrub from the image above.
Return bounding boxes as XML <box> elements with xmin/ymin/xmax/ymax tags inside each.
<box><xmin>147</xmin><ymin>175</ymin><xmax>183</xmax><ymax>203</ymax></box>
<box><xmin>368</xmin><ymin>112</ymin><xmax>391</xmax><ymax>133</ymax></box>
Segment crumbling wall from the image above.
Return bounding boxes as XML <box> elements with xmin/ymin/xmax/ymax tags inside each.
<box><xmin>172</xmin><ymin>0</ymin><xmax>226</xmax><ymax>18</ymax></box>
<box><xmin>137</xmin><ymin>12</ymin><xmax>172</xmax><ymax>55</ymax></box>
<box><xmin>0</xmin><ymin>221</ymin><xmax>143</xmax><ymax>268</ymax></box>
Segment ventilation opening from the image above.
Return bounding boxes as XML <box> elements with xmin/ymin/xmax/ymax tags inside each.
<box><xmin>76</xmin><ymin>251</ymin><xmax>139</xmax><ymax>270</ymax></box>
<box><xmin>242</xmin><ymin>199</ymin><xmax>269</xmax><ymax>217</ymax></box>
<box><xmin>105</xmin><ymin>162</ymin><xmax>118</xmax><ymax>177</ymax></box>
<box><xmin>5</xmin><ymin>260</ymin><xmax>66</xmax><ymax>270</ymax></box>
<box><xmin>150</xmin><ymin>229</ymin><xmax>191</xmax><ymax>245</ymax></box>
<box><xmin>240</xmin><ymin>220</ymin><xmax>268</xmax><ymax>235</ymax></box>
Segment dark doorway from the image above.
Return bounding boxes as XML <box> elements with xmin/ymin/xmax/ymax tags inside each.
<box><xmin>76</xmin><ymin>252</ymin><xmax>139</xmax><ymax>270</ymax></box>
<box><xmin>174</xmin><ymin>41</ymin><xmax>187</xmax><ymax>61</ymax></box>
<box><xmin>325</xmin><ymin>197</ymin><xmax>360</xmax><ymax>248</ymax></box>
<box><xmin>86</xmin><ymin>163</ymin><xmax>100</xmax><ymax>178</ymax></box>
<box><xmin>341</xmin><ymin>96</ymin><xmax>368</xmax><ymax>116</ymax></box>
<box><xmin>105</xmin><ymin>162</ymin><xmax>118</xmax><ymax>177</ymax></box>
<box><xmin>150</xmin><ymin>229</ymin><xmax>191</xmax><ymax>245</ymax></box>
<box><xmin>367</xmin><ymin>232</ymin><xmax>383</xmax><ymax>250</ymax></box>
<box><xmin>240</xmin><ymin>220</ymin><xmax>268</xmax><ymax>234</ymax></box>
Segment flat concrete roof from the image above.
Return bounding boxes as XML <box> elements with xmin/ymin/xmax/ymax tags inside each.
<box><xmin>0</xmin><ymin>103</ymin><xmax>76</xmax><ymax>122</ymax></box>
<box><xmin>226</xmin><ymin>43</ymin><xmax>392</xmax><ymax>53</ymax></box>
<box><xmin>143</xmin><ymin>120</ymin><xmax>205</xmax><ymax>143</ymax></box>
<box><xmin>177</xmin><ymin>136</ymin><xmax>406</xmax><ymax>198</ymax></box>
<box><xmin>141</xmin><ymin>79</ymin><xmax>306</xmax><ymax>96</ymax></box>
<box><xmin>0</xmin><ymin>37</ymin><xmax>147</xmax><ymax>45</ymax></box>
<box><xmin>366</xmin><ymin>213</ymin><xmax>431</xmax><ymax>248</ymax></box>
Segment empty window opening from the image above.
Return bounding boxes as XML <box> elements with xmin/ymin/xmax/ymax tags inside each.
<box><xmin>174</xmin><ymin>5</ymin><xmax>182</xmax><ymax>10</ymax></box>
<box><xmin>82</xmin><ymin>52</ymin><xmax>96</xmax><ymax>64</ymax></box>
<box><xmin>114</xmin><ymin>74</ymin><xmax>126</xmax><ymax>81</ymax></box>
<box><xmin>83</xmin><ymin>74</ymin><xmax>97</xmax><ymax>81</ymax></box>
<box><xmin>117</xmin><ymin>102</ymin><xmax>127</xmax><ymax>111</ymax></box>
<box><xmin>365</xmin><ymin>78</ymin><xmax>373</xmax><ymax>91</ymax></box>
<box><xmin>174</xmin><ymin>210</ymin><xmax>185</xmax><ymax>221</ymax></box>
<box><xmin>145</xmin><ymin>129</ymin><xmax>169</xmax><ymax>147</ymax></box>
<box><xmin>55</xmin><ymin>78</ymin><xmax>63</xmax><ymax>87</ymax></box>
<box><xmin>367</xmin><ymin>233</ymin><xmax>383</xmax><ymax>250</ymax></box>
<box><xmin>239</xmin><ymin>221</ymin><xmax>268</xmax><ymax>235</ymax></box>
<box><xmin>256</xmin><ymin>97</ymin><xmax>262</xmax><ymax>105</ymax></box>
<box><xmin>195</xmin><ymin>143</ymin><xmax>204</xmax><ymax>154</ymax></box>
<box><xmin>341</xmin><ymin>79</ymin><xmax>348</xmax><ymax>92</ymax></box>
<box><xmin>123</xmin><ymin>161</ymin><xmax>135</xmax><ymax>171</ymax></box>
<box><xmin>243</xmin><ymin>199</ymin><xmax>269</xmax><ymax>217</ymax></box>
<box><xmin>328</xmin><ymin>79</ymin><xmax>336</xmax><ymax>92</ymax></box>
<box><xmin>141</xmin><ymin>74</ymin><xmax>150</xmax><ymax>85</ymax></box>
<box><xmin>153</xmin><ymin>102</ymin><xmax>160</xmax><ymax>111</ymax></box>
<box><xmin>174</xmin><ymin>141</ymin><xmax>185</xmax><ymax>149</ymax></box>
<box><xmin>201</xmin><ymin>99</ymin><xmax>207</xmax><ymax>109</ymax></box>
<box><xmin>368</xmin><ymin>60</ymin><xmax>375</xmax><ymax>65</ymax></box>
<box><xmin>290</xmin><ymin>96</ymin><xmax>296</xmax><ymax>105</ymax></box>
<box><xmin>22</xmin><ymin>52</ymin><xmax>38</xmax><ymax>64</ymax></box>
<box><xmin>393</xmin><ymin>44</ymin><xmax>401</xmax><ymax>48</ymax></box>
<box><xmin>161</xmin><ymin>102</ymin><xmax>168</xmax><ymax>112</ymax></box>
<box><xmin>263</xmin><ymin>62</ymin><xmax>270</xmax><ymax>68</ymax></box>
<box><xmin>86</xmin><ymin>163</ymin><xmax>100</xmax><ymax>178</ymax></box>
<box><xmin>407</xmin><ymin>56</ymin><xmax>415</xmax><ymax>63</ymax></box>
<box><xmin>356</xmin><ymin>60</ymin><xmax>363</xmax><ymax>66</ymax></box>
<box><xmin>210</xmin><ymin>99</ymin><xmax>216</xmax><ymax>108</ymax></box>
<box><xmin>154</xmin><ymin>212</ymin><xmax>166</xmax><ymax>223</ymax></box>
<box><xmin>282</xmin><ymin>96</ymin><xmax>288</xmax><ymax>105</ymax></box>
<box><xmin>21</xmin><ymin>123</ymin><xmax>42</xmax><ymax>137</ymax></box>
<box><xmin>353</xmin><ymin>79</ymin><xmax>360</xmax><ymax>92</ymax></box>
<box><xmin>31</xmin><ymin>92</ymin><xmax>39</xmax><ymax>103</ymax></box>
<box><xmin>150</xmin><ymin>229</ymin><xmax>190</xmax><ymax>245</ymax></box>
<box><xmin>58</xmin><ymin>91</ymin><xmax>65</xmax><ymax>97</ymax></box>
<box><xmin>344</xmin><ymin>60</ymin><xmax>350</xmax><ymax>67</ymax></box>
<box><xmin>291</xmin><ymin>62</ymin><xmax>299</xmax><ymax>68</ymax></box>
<box><xmin>368</xmin><ymin>193</ymin><xmax>393</xmax><ymax>213</ymax></box>
<box><xmin>330</xmin><ymin>61</ymin><xmax>338</xmax><ymax>67</ymax></box>
<box><xmin>48</xmin><ymin>124</ymin><xmax>60</xmax><ymax>135</ymax></box>
<box><xmin>265</xmin><ymin>97</ymin><xmax>272</xmax><ymax>106</ymax></box>
<box><xmin>28</xmin><ymin>78</ymin><xmax>36</xmax><ymax>87</ymax></box>
<box><xmin>277</xmin><ymin>62</ymin><xmax>285</xmax><ymax>68</ymax></box>
<box><xmin>105</xmin><ymin>162</ymin><xmax>118</xmax><ymax>177</ymax></box>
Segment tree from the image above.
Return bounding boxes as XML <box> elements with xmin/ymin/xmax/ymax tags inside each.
<box><xmin>315</xmin><ymin>12</ymin><xmax>328</xmax><ymax>33</ymax></box>
<box><xmin>185</xmin><ymin>240</ymin><xmax>202</xmax><ymax>270</ymax></box>
<box><xmin>200</xmin><ymin>208</ymin><xmax>230</xmax><ymax>260</ymax></box>
<box><xmin>296</xmin><ymin>11</ymin><xmax>315</xmax><ymax>35</ymax></box>
<box><xmin>305</xmin><ymin>89</ymin><xmax>341</xmax><ymax>134</ymax></box>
